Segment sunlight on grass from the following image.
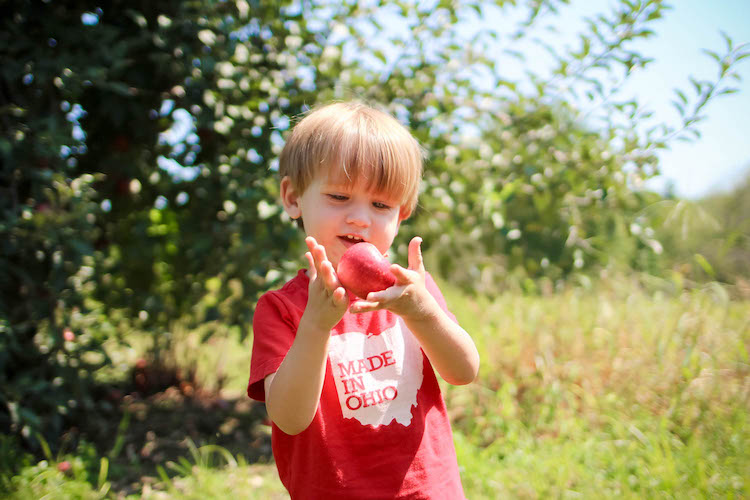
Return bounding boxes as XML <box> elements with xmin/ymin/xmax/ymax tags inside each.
<box><xmin>148</xmin><ymin>440</ymin><xmax>287</xmax><ymax>500</ymax></box>
<box><xmin>4</xmin><ymin>279</ymin><xmax>748</xmax><ymax>498</ymax></box>
<box><xmin>441</xmin><ymin>279</ymin><xmax>749</xmax><ymax>498</ymax></box>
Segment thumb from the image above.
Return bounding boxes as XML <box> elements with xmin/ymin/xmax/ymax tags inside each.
<box><xmin>407</xmin><ymin>237</ymin><xmax>425</xmax><ymax>273</ymax></box>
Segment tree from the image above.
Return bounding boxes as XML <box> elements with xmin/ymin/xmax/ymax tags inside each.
<box><xmin>311</xmin><ymin>0</ymin><xmax>747</xmax><ymax>293</ymax></box>
<box><xmin>1</xmin><ymin>0</ymin><xmax>746</xmax><ymax>446</ymax></box>
<box><xmin>0</xmin><ymin>0</ymin><xmax>346</xmax><ymax>446</ymax></box>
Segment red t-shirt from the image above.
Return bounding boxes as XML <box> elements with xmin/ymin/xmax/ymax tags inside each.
<box><xmin>248</xmin><ymin>270</ymin><xmax>466</xmax><ymax>499</ymax></box>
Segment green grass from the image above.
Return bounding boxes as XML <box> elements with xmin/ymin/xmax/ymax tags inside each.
<box><xmin>1</xmin><ymin>435</ymin><xmax>286</xmax><ymax>500</ymax></box>
<box><xmin>3</xmin><ymin>279</ymin><xmax>748</xmax><ymax>498</ymax></box>
<box><xmin>147</xmin><ymin>440</ymin><xmax>288</xmax><ymax>500</ymax></box>
<box><xmin>442</xmin><ymin>278</ymin><xmax>750</xmax><ymax>498</ymax></box>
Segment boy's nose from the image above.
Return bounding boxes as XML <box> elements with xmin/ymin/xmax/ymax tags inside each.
<box><xmin>345</xmin><ymin>205</ymin><xmax>370</xmax><ymax>228</ymax></box>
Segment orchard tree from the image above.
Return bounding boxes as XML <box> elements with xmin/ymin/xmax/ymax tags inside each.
<box><xmin>314</xmin><ymin>0</ymin><xmax>748</xmax><ymax>293</ymax></box>
<box><xmin>0</xmin><ymin>0</ymin><xmax>347</xmax><ymax>446</ymax></box>
<box><xmin>2</xmin><ymin>0</ymin><xmax>747</xmax><ymax>446</ymax></box>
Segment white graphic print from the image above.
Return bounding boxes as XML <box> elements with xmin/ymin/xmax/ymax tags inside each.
<box><xmin>328</xmin><ymin>318</ymin><xmax>423</xmax><ymax>427</ymax></box>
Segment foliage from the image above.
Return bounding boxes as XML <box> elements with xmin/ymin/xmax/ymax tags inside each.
<box><xmin>2</xmin><ymin>279</ymin><xmax>748</xmax><ymax>498</ymax></box>
<box><xmin>441</xmin><ymin>277</ymin><xmax>750</xmax><ymax>498</ymax></box>
<box><xmin>0</xmin><ymin>0</ymin><xmax>338</xmax><ymax>446</ymax></box>
<box><xmin>1</xmin><ymin>434</ymin><xmax>110</xmax><ymax>500</ymax></box>
<box><xmin>1</xmin><ymin>0</ymin><xmax>748</xmax><ymax>446</ymax></box>
<box><xmin>312</xmin><ymin>0</ymin><xmax>748</xmax><ymax>294</ymax></box>
<box><xmin>653</xmin><ymin>167</ymin><xmax>750</xmax><ymax>287</ymax></box>
<box><xmin>150</xmin><ymin>440</ymin><xmax>287</xmax><ymax>500</ymax></box>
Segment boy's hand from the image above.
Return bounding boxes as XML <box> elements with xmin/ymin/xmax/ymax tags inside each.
<box><xmin>349</xmin><ymin>237</ymin><xmax>441</xmax><ymax>322</ymax></box>
<box><xmin>301</xmin><ymin>236</ymin><xmax>349</xmax><ymax>332</ymax></box>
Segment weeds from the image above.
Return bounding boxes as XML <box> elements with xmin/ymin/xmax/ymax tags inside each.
<box><xmin>2</xmin><ymin>280</ymin><xmax>748</xmax><ymax>498</ymax></box>
<box><xmin>442</xmin><ymin>280</ymin><xmax>749</xmax><ymax>498</ymax></box>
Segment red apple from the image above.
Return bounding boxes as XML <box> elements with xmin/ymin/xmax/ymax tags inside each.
<box><xmin>337</xmin><ymin>242</ymin><xmax>396</xmax><ymax>299</ymax></box>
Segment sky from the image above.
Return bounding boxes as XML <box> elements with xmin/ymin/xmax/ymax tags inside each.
<box><xmin>539</xmin><ymin>0</ymin><xmax>750</xmax><ymax>198</ymax></box>
<box><xmin>157</xmin><ymin>1</ymin><xmax>750</xmax><ymax>199</ymax></box>
<box><xmin>374</xmin><ymin>0</ymin><xmax>750</xmax><ymax>199</ymax></box>
<box><xmin>616</xmin><ymin>0</ymin><xmax>750</xmax><ymax>198</ymax></box>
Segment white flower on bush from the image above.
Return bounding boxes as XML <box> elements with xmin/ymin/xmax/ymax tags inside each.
<box><xmin>198</xmin><ymin>29</ymin><xmax>216</xmax><ymax>46</ymax></box>
<box><xmin>214</xmin><ymin>116</ymin><xmax>234</xmax><ymax>134</ymax></box>
<box><xmin>157</xmin><ymin>15</ymin><xmax>171</xmax><ymax>28</ymax></box>
<box><xmin>445</xmin><ymin>145</ymin><xmax>459</xmax><ymax>159</ymax></box>
<box><xmin>223</xmin><ymin>200</ymin><xmax>237</xmax><ymax>214</ymax></box>
<box><xmin>217</xmin><ymin>79</ymin><xmax>235</xmax><ymax>89</ymax></box>
<box><xmin>507</xmin><ymin>229</ymin><xmax>521</xmax><ymax>240</ymax></box>
<box><xmin>216</xmin><ymin>62</ymin><xmax>235</xmax><ymax>77</ymax></box>
<box><xmin>492</xmin><ymin>212</ymin><xmax>504</xmax><ymax>229</ymax></box>
<box><xmin>257</xmin><ymin>200</ymin><xmax>277</xmax><ymax>220</ymax></box>
<box><xmin>647</xmin><ymin>239</ymin><xmax>663</xmax><ymax>254</ymax></box>
<box><xmin>574</xmin><ymin>248</ymin><xmax>584</xmax><ymax>268</ymax></box>
<box><xmin>237</xmin><ymin>0</ymin><xmax>249</xmax><ymax>19</ymax></box>
<box><xmin>322</xmin><ymin>45</ymin><xmax>340</xmax><ymax>61</ymax></box>
<box><xmin>284</xmin><ymin>35</ymin><xmax>302</xmax><ymax>50</ymax></box>
<box><xmin>234</xmin><ymin>43</ymin><xmax>249</xmax><ymax>63</ymax></box>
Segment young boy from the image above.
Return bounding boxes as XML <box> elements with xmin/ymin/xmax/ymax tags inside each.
<box><xmin>248</xmin><ymin>101</ymin><xmax>480</xmax><ymax>499</ymax></box>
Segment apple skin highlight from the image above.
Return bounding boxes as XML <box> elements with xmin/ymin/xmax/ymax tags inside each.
<box><xmin>337</xmin><ymin>242</ymin><xmax>396</xmax><ymax>299</ymax></box>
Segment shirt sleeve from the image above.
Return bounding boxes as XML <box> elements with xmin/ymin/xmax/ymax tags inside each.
<box><xmin>424</xmin><ymin>272</ymin><xmax>458</xmax><ymax>324</ymax></box>
<box><xmin>247</xmin><ymin>291</ymin><xmax>299</xmax><ymax>401</ymax></box>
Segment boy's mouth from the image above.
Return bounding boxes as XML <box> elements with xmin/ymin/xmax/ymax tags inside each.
<box><xmin>338</xmin><ymin>234</ymin><xmax>365</xmax><ymax>248</ymax></box>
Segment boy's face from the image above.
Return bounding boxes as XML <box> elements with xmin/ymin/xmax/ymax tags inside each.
<box><xmin>281</xmin><ymin>173</ymin><xmax>406</xmax><ymax>268</ymax></box>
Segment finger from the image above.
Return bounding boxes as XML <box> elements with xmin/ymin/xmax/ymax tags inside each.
<box><xmin>327</xmin><ymin>259</ymin><xmax>342</xmax><ymax>287</ymax></box>
<box><xmin>321</xmin><ymin>260</ymin><xmax>339</xmax><ymax>291</ymax></box>
<box><xmin>306</xmin><ymin>238</ymin><xmax>325</xmax><ymax>278</ymax></box>
<box><xmin>332</xmin><ymin>287</ymin><xmax>349</xmax><ymax>306</ymax></box>
<box><xmin>310</xmin><ymin>243</ymin><xmax>327</xmax><ymax>279</ymax></box>
<box><xmin>305</xmin><ymin>236</ymin><xmax>318</xmax><ymax>253</ymax></box>
<box><xmin>305</xmin><ymin>252</ymin><xmax>317</xmax><ymax>281</ymax></box>
<box><xmin>390</xmin><ymin>264</ymin><xmax>414</xmax><ymax>285</ymax></box>
<box><xmin>366</xmin><ymin>285</ymin><xmax>405</xmax><ymax>303</ymax></box>
<box><xmin>318</xmin><ymin>246</ymin><xmax>340</xmax><ymax>287</ymax></box>
<box><xmin>349</xmin><ymin>300</ymin><xmax>382</xmax><ymax>314</ymax></box>
<box><xmin>317</xmin><ymin>243</ymin><xmax>330</xmax><ymax>265</ymax></box>
<box><xmin>408</xmin><ymin>236</ymin><xmax>425</xmax><ymax>273</ymax></box>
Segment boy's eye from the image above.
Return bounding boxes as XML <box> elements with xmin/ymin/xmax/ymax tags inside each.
<box><xmin>373</xmin><ymin>202</ymin><xmax>391</xmax><ymax>210</ymax></box>
<box><xmin>327</xmin><ymin>194</ymin><xmax>348</xmax><ymax>201</ymax></box>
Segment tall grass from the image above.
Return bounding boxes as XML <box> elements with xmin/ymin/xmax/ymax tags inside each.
<box><xmin>442</xmin><ymin>279</ymin><xmax>749</xmax><ymax>498</ymax></box>
<box><xmin>3</xmin><ymin>279</ymin><xmax>748</xmax><ymax>498</ymax></box>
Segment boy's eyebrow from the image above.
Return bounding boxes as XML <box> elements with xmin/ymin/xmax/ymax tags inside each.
<box><xmin>321</xmin><ymin>183</ymin><xmax>401</xmax><ymax>203</ymax></box>
<box><xmin>321</xmin><ymin>183</ymin><xmax>351</xmax><ymax>191</ymax></box>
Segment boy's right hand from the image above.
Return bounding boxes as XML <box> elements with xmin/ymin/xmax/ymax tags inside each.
<box><xmin>301</xmin><ymin>236</ymin><xmax>349</xmax><ymax>332</ymax></box>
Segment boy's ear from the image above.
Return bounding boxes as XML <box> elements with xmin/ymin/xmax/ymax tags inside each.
<box><xmin>398</xmin><ymin>206</ymin><xmax>412</xmax><ymax>222</ymax></box>
<box><xmin>280</xmin><ymin>176</ymin><xmax>302</xmax><ymax>220</ymax></box>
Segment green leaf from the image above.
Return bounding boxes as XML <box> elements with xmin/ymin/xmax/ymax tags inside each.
<box><xmin>720</xmin><ymin>30</ymin><xmax>733</xmax><ymax>51</ymax></box>
<box><xmin>693</xmin><ymin>253</ymin><xmax>715</xmax><ymax>278</ymax></box>
<box><xmin>701</xmin><ymin>49</ymin><xmax>721</xmax><ymax>62</ymax></box>
<box><xmin>373</xmin><ymin>49</ymin><xmax>386</xmax><ymax>64</ymax></box>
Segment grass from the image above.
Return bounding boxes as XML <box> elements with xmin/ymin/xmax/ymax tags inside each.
<box><xmin>3</xmin><ymin>278</ymin><xmax>748</xmax><ymax>498</ymax></box>
<box><xmin>442</xmin><ymin>277</ymin><xmax>750</xmax><ymax>498</ymax></box>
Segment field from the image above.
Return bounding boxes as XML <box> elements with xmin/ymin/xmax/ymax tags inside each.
<box><xmin>3</xmin><ymin>278</ymin><xmax>749</xmax><ymax>499</ymax></box>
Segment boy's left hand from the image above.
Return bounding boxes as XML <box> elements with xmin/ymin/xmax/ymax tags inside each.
<box><xmin>349</xmin><ymin>237</ymin><xmax>440</xmax><ymax>322</ymax></box>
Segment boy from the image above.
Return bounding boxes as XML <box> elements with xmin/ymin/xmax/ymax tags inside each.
<box><xmin>248</xmin><ymin>101</ymin><xmax>480</xmax><ymax>499</ymax></box>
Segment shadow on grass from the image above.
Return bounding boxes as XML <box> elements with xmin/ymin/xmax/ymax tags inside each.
<box><xmin>77</xmin><ymin>383</ymin><xmax>273</xmax><ymax>497</ymax></box>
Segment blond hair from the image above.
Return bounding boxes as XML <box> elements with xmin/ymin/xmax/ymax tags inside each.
<box><xmin>279</xmin><ymin>101</ymin><xmax>423</xmax><ymax>218</ymax></box>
